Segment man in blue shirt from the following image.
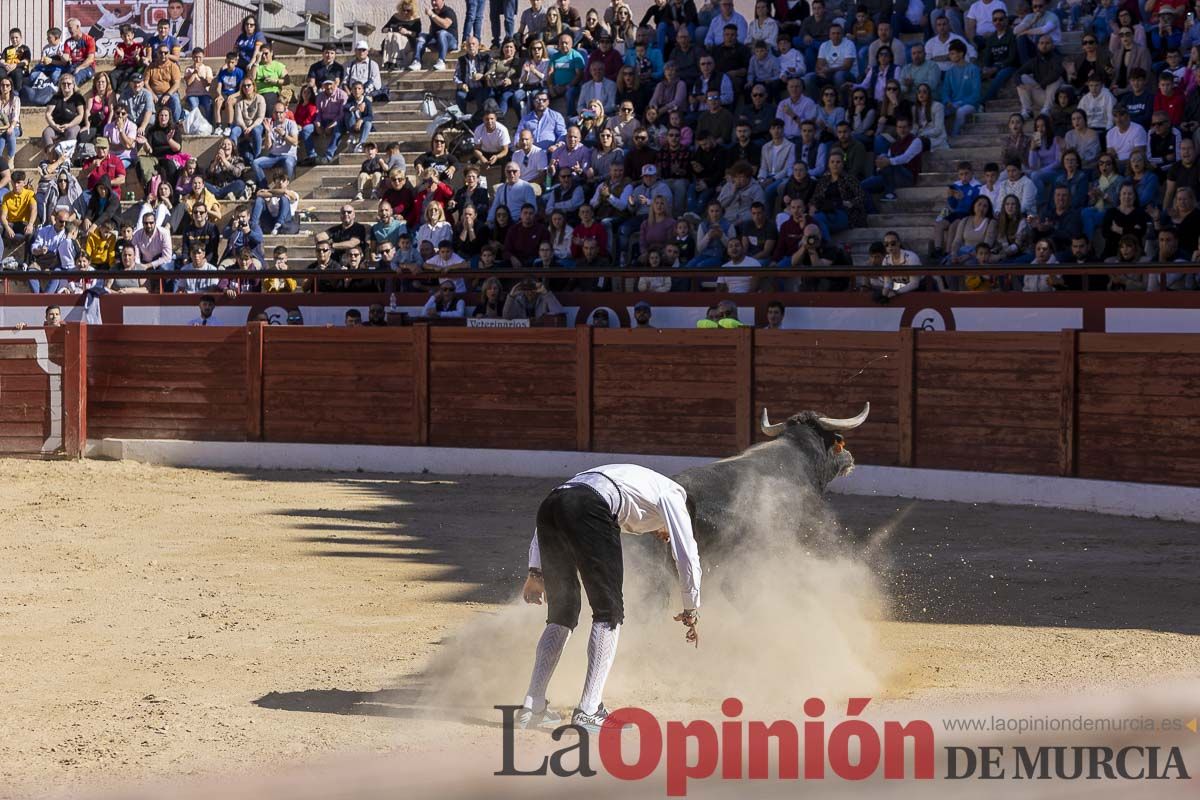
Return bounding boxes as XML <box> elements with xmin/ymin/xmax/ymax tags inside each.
<box><xmin>547</xmin><ymin>32</ymin><xmax>586</xmax><ymax>120</ymax></box>
<box><xmin>517</xmin><ymin>90</ymin><xmax>566</xmax><ymax>150</ymax></box>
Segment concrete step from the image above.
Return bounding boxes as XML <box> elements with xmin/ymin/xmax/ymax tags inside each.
<box><xmin>864</xmin><ymin>212</ymin><xmax>936</xmax><ymax>228</ymax></box>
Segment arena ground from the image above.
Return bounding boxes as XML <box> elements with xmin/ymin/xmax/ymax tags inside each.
<box><xmin>1</xmin><ymin>458</ymin><xmax>1198</xmax><ymax>799</ymax></box>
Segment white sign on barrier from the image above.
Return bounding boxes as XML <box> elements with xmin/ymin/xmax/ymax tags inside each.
<box><xmin>465</xmin><ymin>318</ymin><xmax>531</xmax><ymax>328</ymax></box>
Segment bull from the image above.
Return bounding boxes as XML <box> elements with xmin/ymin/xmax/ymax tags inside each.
<box><xmin>672</xmin><ymin>403</ymin><xmax>871</xmax><ymax>560</ymax></box>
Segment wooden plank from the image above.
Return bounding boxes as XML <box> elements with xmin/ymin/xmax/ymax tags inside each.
<box><xmin>916</xmin><ymin>332</ymin><xmax>1061</xmax><ymax>352</ymax></box>
<box><xmin>916</xmin><ymin>387</ymin><xmax>1061</xmax><ymax>408</ymax></box>
<box><xmin>1078</xmin><ymin>393</ymin><xmax>1200</xmax><ymax>417</ymax></box>
<box><xmin>1076</xmin><ymin>373</ymin><xmax>1200</xmax><ymax>397</ymax></box>
<box><xmin>595</xmin><ymin>346</ymin><xmax>738</xmax><ymax>367</ymax></box>
<box><xmin>591</xmin><ymin>413</ymin><xmax>738</xmax><ymax>435</ymax></box>
<box><xmin>915</xmin><ymin>408</ymin><xmax>1061</xmax><ymax>432</ymax></box>
<box><xmin>89</xmin><ymin>424</ymin><xmax>247</xmax><ymax>441</ymax></box>
<box><xmin>0</xmin><ymin>404</ymin><xmax>51</xmax><ymax>422</ymax></box>
<box><xmin>87</xmin><ymin>341</ymin><xmax>244</xmax><ymax>359</ymax></box>
<box><xmin>592</xmin><ymin>380</ymin><xmax>733</xmax><ymax>400</ymax></box>
<box><xmin>264</xmin><ymin>343</ymin><xmax>416</xmax><ymax>365</ymax></box>
<box><xmin>86</xmin><ymin>326</ymin><xmax>244</xmax><ymax>343</ymax></box>
<box><xmin>593</xmin><ymin>394</ymin><xmax>738</xmax><ymax>416</ymax></box>
<box><xmin>0</xmin><ymin>359</ymin><xmax>66</xmax><ymax>376</ymax></box>
<box><xmin>264</xmin><ymin>389</ymin><xmax>413</xmax><ymax>410</ymax></box>
<box><xmin>1059</xmin><ymin>329</ymin><xmax>1078</xmax><ymax>477</ymax></box>
<box><xmin>593</xmin><ymin>329</ymin><xmax>736</xmax><ymax>346</ymax></box>
<box><xmin>246</xmin><ymin>323</ymin><xmax>264</xmax><ymax>441</ymax></box>
<box><xmin>918</xmin><ymin>453</ymin><xmax>1060</xmax><ymax>476</ymax></box>
<box><xmin>430</xmin><ymin>327</ymin><xmax>575</xmax><ymax>345</ymax></box>
<box><xmin>1078</xmin><ymin>353</ymin><xmax>1200</xmax><ymax>378</ymax></box>
<box><xmin>0</xmin><ymin>375</ymin><xmax>55</xmax><ymax>391</ymax></box>
<box><xmin>1078</xmin><ymin>333</ymin><xmax>1200</xmax><ymax>354</ymax></box>
<box><xmin>262</xmin><ymin>374</ymin><xmax>413</xmax><ymax>392</ymax></box>
<box><xmin>89</xmin><ymin>401</ymin><xmax>248</xmax><ymax>421</ymax></box>
<box><xmin>754</xmin><ymin>331</ymin><xmax>898</xmax><ymax>349</ymax></box>
<box><xmin>90</xmin><ymin>356</ymin><xmax>245</xmax><ymax>376</ymax></box>
<box><xmin>915</xmin><ymin>423</ymin><xmax>1062</xmax><ymax>449</ymax></box>
<box><xmin>914</xmin><ymin>351</ymin><xmax>1060</xmax><ymax>374</ymax></box>
<box><xmin>413</xmin><ymin>323</ymin><xmax>429</xmax><ymax>446</ymax></box>
<box><xmin>89</xmin><ymin>386</ymin><xmax>251</xmax><ymax>405</ymax></box>
<box><xmin>0</xmin><ymin>437</ymin><xmax>58</xmax><ymax>453</ymax></box>
<box><xmin>0</xmin><ymin>423</ymin><xmax>52</xmax><ymax>437</ymax></box>
<box><xmin>423</xmin><ymin>392</ymin><xmax>572</xmax><ymax>412</ymax></box>
<box><xmin>92</xmin><ymin>372</ymin><xmax>250</xmax><ymax>390</ymax></box>
<box><xmin>1078</xmin><ymin>414</ymin><xmax>1200</xmax><ymax>438</ymax></box>
<box><xmin>264</xmin><ymin>360</ymin><xmax>398</xmax><ymax>378</ymax></box>
<box><xmin>736</xmin><ymin>326</ymin><xmax>752</xmax><ymax>451</ymax></box>
<box><xmin>754</xmin><ymin>348</ymin><xmax>898</xmax><ymax>369</ymax></box>
<box><xmin>897</xmin><ymin>328</ymin><xmax>914</xmax><ymax>467</ymax></box>
<box><xmin>593</xmin><ymin>362</ymin><xmax>736</xmax><ymax>383</ymax></box>
<box><xmin>576</xmin><ymin>325</ymin><xmax>591</xmax><ymax>452</ymax></box>
<box><xmin>256</xmin><ymin>326</ymin><xmax>415</xmax><ymax>344</ymax></box>
<box><xmin>431</xmin><ymin>343</ymin><xmax>578</xmax><ymax>363</ymax></box>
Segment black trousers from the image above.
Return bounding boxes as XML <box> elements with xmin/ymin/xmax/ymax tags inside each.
<box><xmin>536</xmin><ymin>485</ymin><xmax>624</xmax><ymax>630</ymax></box>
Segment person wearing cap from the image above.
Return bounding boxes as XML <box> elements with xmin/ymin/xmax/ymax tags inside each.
<box><xmin>252</xmin><ymin>45</ymin><xmax>288</xmax><ymax>112</ymax></box>
<box><xmin>408</xmin><ymin>0</ymin><xmax>459</xmax><ymax>72</ymax></box>
<box><xmin>587</xmin><ymin>30</ymin><xmax>623</xmax><ymax>81</ymax></box>
<box><xmin>307</xmin><ymin>44</ymin><xmax>345</xmax><ymax>91</ymax></box>
<box><xmin>119</xmin><ymin>70</ymin><xmax>156</xmax><ymax>133</ymax></box>
<box><xmin>307</xmin><ymin>78</ymin><xmax>349</xmax><ymax>165</ymax></box>
<box><xmin>81</xmin><ymin>136</ymin><xmax>127</xmax><ymax>192</ymax></box>
<box><xmin>632</xmin><ymin>300</ymin><xmax>653</xmax><ymax>328</ymax></box>
<box><xmin>346</xmin><ymin>41</ymin><xmax>386</xmax><ymax>101</ymax></box>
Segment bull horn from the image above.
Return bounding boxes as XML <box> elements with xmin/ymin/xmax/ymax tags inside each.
<box><xmin>815</xmin><ymin>402</ymin><xmax>871</xmax><ymax>432</ymax></box>
<box><xmin>760</xmin><ymin>408</ymin><xmax>787</xmax><ymax>437</ymax></box>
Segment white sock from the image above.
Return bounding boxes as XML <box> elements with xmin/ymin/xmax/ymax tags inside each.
<box><xmin>523</xmin><ymin>623</ymin><xmax>571</xmax><ymax>711</ymax></box>
<box><xmin>579</xmin><ymin>622</ymin><xmax>620</xmax><ymax>715</ymax></box>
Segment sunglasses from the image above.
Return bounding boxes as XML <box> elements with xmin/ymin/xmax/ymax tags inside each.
<box><xmin>317</xmin><ymin>245</ymin><xmax>332</xmax><ymax>252</ymax></box>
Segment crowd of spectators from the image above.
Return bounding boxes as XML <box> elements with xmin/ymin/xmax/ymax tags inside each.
<box><xmin>0</xmin><ymin>0</ymin><xmax>1198</xmax><ymax>309</ymax></box>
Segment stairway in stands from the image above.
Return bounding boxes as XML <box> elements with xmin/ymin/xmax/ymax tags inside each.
<box><xmin>833</xmin><ymin>29</ymin><xmax>1084</xmax><ymax>260</ymax></box>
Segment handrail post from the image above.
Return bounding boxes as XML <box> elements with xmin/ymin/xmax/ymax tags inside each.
<box><xmin>575</xmin><ymin>325</ymin><xmax>592</xmax><ymax>451</ymax></box>
<box><xmin>63</xmin><ymin>322</ymin><xmax>88</xmax><ymax>458</ymax></box>
<box><xmin>246</xmin><ymin>322</ymin><xmax>265</xmax><ymax>441</ymax></box>
<box><xmin>897</xmin><ymin>328</ymin><xmax>915</xmax><ymax>468</ymax></box>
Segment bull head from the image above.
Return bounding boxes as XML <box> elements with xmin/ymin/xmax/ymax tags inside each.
<box><xmin>760</xmin><ymin>403</ymin><xmax>871</xmax><ymax>437</ymax></box>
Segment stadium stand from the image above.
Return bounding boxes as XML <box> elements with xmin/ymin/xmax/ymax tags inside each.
<box><xmin>0</xmin><ymin>0</ymin><xmax>1198</xmax><ymax>312</ymax></box>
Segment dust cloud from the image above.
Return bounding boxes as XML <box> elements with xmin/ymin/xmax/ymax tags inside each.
<box><xmin>418</xmin><ymin>473</ymin><xmax>888</xmax><ymax>722</ymax></box>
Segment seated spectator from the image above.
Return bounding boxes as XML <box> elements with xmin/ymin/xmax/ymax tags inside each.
<box><xmin>787</xmin><ymin>223</ymin><xmax>851</xmax><ymax>291</ymax></box>
<box><xmin>689</xmin><ymin>200</ymin><xmax>733</xmax><ymax>268</ymax></box>
<box><xmin>253</xmin><ymin>103</ymin><xmax>299</xmax><ymax>184</ymax></box>
<box><xmin>940</xmin><ymin>40</ymin><xmax>980</xmax><ymax>136</ymax></box>
<box><xmin>213</xmin><ymin>51</ymin><xmax>244</xmax><ymax>136</ymax></box>
<box><xmin>250</xmin><ymin>45</ymin><xmax>288</xmax><ymax>113</ymax></box>
<box><xmin>408</xmin><ymin>0</ymin><xmax>459</xmax><ymax>72</ymax></box>
<box><xmin>1064</xmin><ymin>109</ymin><xmax>1101</xmax><ymax>169</ymax></box>
<box><xmin>145</xmin><ymin>105</ymin><xmax>185</xmax><ymax>188</ymax></box>
<box><xmin>503</xmin><ymin>278</ymin><xmax>563</xmax><ymax>320</ymax></box>
<box><xmin>490</xmin><ymin>161</ymin><xmax>539</xmax><ymax>222</ymax></box>
<box><xmin>415</xmin><ymin>133</ymin><xmax>461</xmax><ymax>183</ymax></box>
<box><xmin>473</xmin><ymin>276</ymin><xmax>507</xmax><ymax>318</ymax></box>
<box><xmin>862</xmin><ymin>116</ymin><xmax>922</xmax><ymax>201</ymax></box>
<box><xmin>1030</xmin><ymin>185</ymin><xmax>1084</xmax><ymax>253</ymax></box>
<box><xmin>997</xmin><ymin>158</ymin><xmax>1038</xmax><ymax>214</ymax></box>
<box><xmin>1015</xmin><ymin>35</ymin><xmax>1064</xmax><ymax>121</ymax></box>
<box><xmin>453</xmin><ymin>204</ymin><xmax>491</xmax><ymax>265</ymax></box>
<box><xmin>307</xmin><ymin>44</ymin><xmax>345</xmax><ymax>91</ymax></box>
<box><xmin>143</xmin><ymin>44</ymin><xmax>182</xmax><ymax>122</ymax></box>
<box><xmin>1097</xmin><ymin>182</ymin><xmax>1149</xmax><ymax>258</ymax></box>
<box><xmin>339</xmin><ymin>81</ymin><xmax>373</xmax><ymax>156</ymax></box>
<box><xmin>250</xmin><ymin>171</ymin><xmax>299</xmax><ymax>235</ymax></box>
<box><xmin>1023</xmin><ymin>237</ymin><xmax>1063</xmax><ymax>292</ymax></box>
<box><xmin>205</xmin><ymin>137</ymin><xmax>250</xmax><ymax>201</ymax></box>
<box><xmin>471</xmin><ymin>107</ymin><xmax>512</xmax><ymax>169</ymax></box>
<box><xmin>872</xmin><ymin>230</ymin><xmax>923</xmax><ymax>298</ymax></box>
<box><xmin>176</xmin><ymin>201</ymin><xmax>220</xmax><ymax>270</ymax></box>
<box><xmin>946</xmin><ymin>195</ymin><xmax>997</xmax><ymax>263</ymax></box>
<box><xmin>230</xmin><ymin>77</ymin><xmax>267</xmax><ymax>161</ymax></box>
<box><xmin>110</xmin><ymin>25</ymin><xmax>146</xmax><ymax>94</ymax></box>
<box><xmin>41</xmin><ymin>74</ymin><xmax>84</xmax><ymax>160</ymax></box>
<box><xmin>808</xmin><ymin>151</ymin><xmax>866</xmax><ymax>240</ymax></box>
<box><xmin>993</xmin><ymin>193</ymin><xmax>1034</xmax><ymax>262</ymax></box>
<box><xmin>339</xmin><ymin>43</ymin><xmax>383</xmax><ymax>107</ymax></box>
<box><xmin>381</xmin><ymin>1</ymin><xmax>421</xmax><ymax>71</ymax></box>
<box><xmin>505</xmin><ymin>203</ymin><xmax>549</xmax><ymax>267</ymax></box>
<box><xmin>715</xmin><ymin>235</ymin><xmax>759</xmax><ymax>294</ymax></box>
<box><xmin>304</xmin><ymin>79</ymin><xmax>347</xmax><ymax>165</ymax></box>
<box><xmin>545</xmin><ymin>167</ymin><xmax>586</xmax><ymax>221</ymax></box>
<box><xmin>424</xmin><ymin>278</ymin><xmax>467</xmax><ymax>317</ymax></box>
<box><xmin>355</xmin><ymin>142</ymin><xmax>388</xmax><ymax>202</ymax></box>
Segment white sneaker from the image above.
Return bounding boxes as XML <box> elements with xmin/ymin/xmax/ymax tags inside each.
<box><xmin>516</xmin><ymin>704</ymin><xmax>564</xmax><ymax>730</ymax></box>
<box><xmin>570</xmin><ymin>704</ymin><xmax>630</xmax><ymax>734</ymax></box>
<box><xmin>432</xmin><ymin>59</ymin><xmax>446</xmax><ymax>71</ymax></box>
<box><xmin>353</xmin><ymin>143</ymin><xmax>363</xmax><ymax>154</ymax></box>
<box><xmin>270</xmin><ymin>225</ymin><xmax>281</xmax><ymax>235</ymax></box>
<box><xmin>405</xmin><ymin>60</ymin><xmax>420</xmax><ymax>71</ymax></box>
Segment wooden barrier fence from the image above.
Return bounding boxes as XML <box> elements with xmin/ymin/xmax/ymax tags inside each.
<box><xmin>5</xmin><ymin>324</ymin><xmax>1197</xmax><ymax>489</ymax></box>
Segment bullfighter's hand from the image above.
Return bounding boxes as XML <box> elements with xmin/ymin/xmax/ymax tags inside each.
<box><xmin>523</xmin><ymin>573</ymin><xmax>545</xmax><ymax>605</ymax></box>
<box><xmin>674</xmin><ymin>610</ymin><xmax>699</xmax><ymax>648</ymax></box>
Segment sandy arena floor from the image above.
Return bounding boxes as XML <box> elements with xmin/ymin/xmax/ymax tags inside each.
<box><xmin>0</xmin><ymin>459</ymin><xmax>1197</xmax><ymax>799</ymax></box>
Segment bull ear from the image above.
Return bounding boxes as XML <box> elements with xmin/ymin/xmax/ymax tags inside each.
<box><xmin>760</xmin><ymin>408</ymin><xmax>787</xmax><ymax>437</ymax></box>
<box><xmin>815</xmin><ymin>402</ymin><xmax>870</xmax><ymax>432</ymax></box>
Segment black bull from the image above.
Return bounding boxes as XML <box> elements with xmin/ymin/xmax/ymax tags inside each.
<box><xmin>672</xmin><ymin>404</ymin><xmax>871</xmax><ymax>561</ymax></box>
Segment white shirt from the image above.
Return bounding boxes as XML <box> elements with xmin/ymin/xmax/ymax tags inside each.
<box><xmin>1077</xmin><ymin>89</ymin><xmax>1116</xmax><ymax>130</ymax></box>
<box><xmin>528</xmin><ymin>464</ymin><xmax>702</xmax><ymax>611</ymax></box>
<box><xmin>966</xmin><ymin>0</ymin><xmax>1007</xmax><ymax>38</ymax></box>
<box><xmin>817</xmin><ymin>39</ymin><xmax>857</xmax><ymax>71</ymax></box>
<box><xmin>718</xmin><ymin>256</ymin><xmax>761</xmax><ymax>293</ymax></box>
<box><xmin>925</xmin><ymin>33</ymin><xmax>977</xmax><ymax>70</ymax></box>
<box><xmin>998</xmin><ymin>174</ymin><xmax>1038</xmax><ymax>213</ymax></box>
<box><xmin>511</xmin><ymin>145</ymin><xmax>548</xmax><ymax>183</ymax></box>
<box><xmin>473</xmin><ymin>121</ymin><xmax>512</xmax><ymax>153</ymax></box>
<box><xmin>1105</xmin><ymin>122</ymin><xmax>1148</xmax><ymax>161</ymax></box>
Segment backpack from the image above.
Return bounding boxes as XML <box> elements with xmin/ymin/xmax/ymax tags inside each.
<box><xmin>19</xmin><ymin>83</ymin><xmax>55</xmax><ymax>106</ymax></box>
